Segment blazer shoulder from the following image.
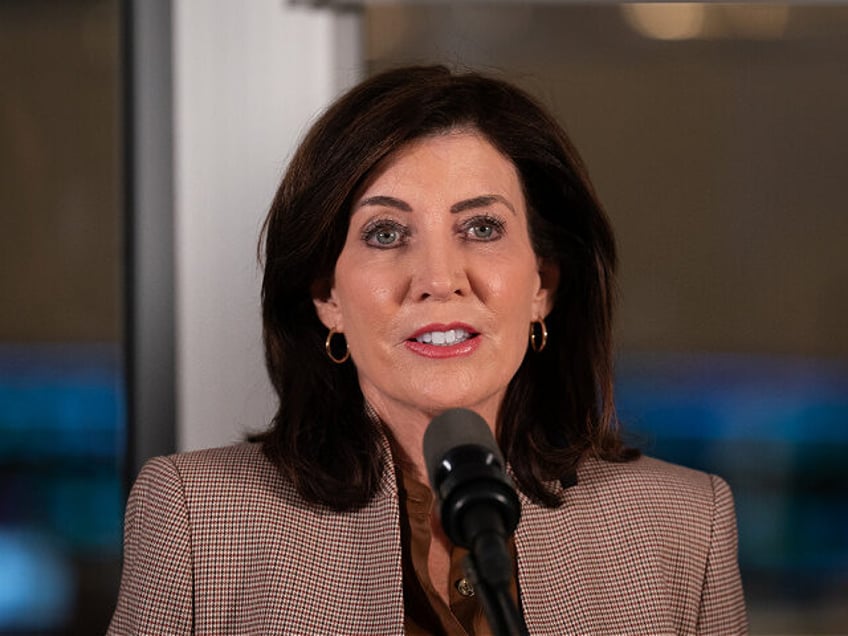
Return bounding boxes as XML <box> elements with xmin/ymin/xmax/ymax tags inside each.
<box><xmin>165</xmin><ymin>441</ymin><xmax>276</xmax><ymax>481</ymax></box>
<box><xmin>580</xmin><ymin>454</ymin><xmax>719</xmax><ymax>497</ymax></box>
<box><xmin>574</xmin><ymin>455</ymin><xmax>732</xmax><ymax>530</ymax></box>
<box><xmin>137</xmin><ymin>442</ymin><xmax>299</xmax><ymax>511</ymax></box>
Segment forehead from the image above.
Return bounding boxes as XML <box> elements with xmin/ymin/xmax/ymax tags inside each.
<box><xmin>355</xmin><ymin>129</ymin><xmax>524</xmax><ymax>204</ymax></box>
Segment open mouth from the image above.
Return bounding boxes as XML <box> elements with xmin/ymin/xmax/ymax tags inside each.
<box><xmin>409</xmin><ymin>328</ymin><xmax>478</xmax><ymax>347</ymax></box>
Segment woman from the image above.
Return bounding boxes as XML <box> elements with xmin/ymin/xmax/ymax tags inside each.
<box><xmin>109</xmin><ymin>66</ymin><xmax>747</xmax><ymax>634</ymax></box>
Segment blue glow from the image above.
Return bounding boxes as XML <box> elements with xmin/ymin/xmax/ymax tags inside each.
<box><xmin>0</xmin><ymin>528</ymin><xmax>72</xmax><ymax>630</ymax></box>
<box><xmin>0</xmin><ymin>342</ymin><xmax>126</xmax><ymax>627</ymax></box>
<box><xmin>615</xmin><ymin>351</ymin><xmax>848</xmax><ymax>588</ymax></box>
<box><xmin>616</xmin><ymin>352</ymin><xmax>848</xmax><ymax>442</ymax></box>
<box><xmin>0</xmin><ymin>343</ymin><xmax>125</xmax><ymax>459</ymax></box>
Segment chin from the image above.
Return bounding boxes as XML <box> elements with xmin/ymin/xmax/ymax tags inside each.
<box><xmin>407</xmin><ymin>385</ymin><xmax>500</xmax><ymax>420</ymax></box>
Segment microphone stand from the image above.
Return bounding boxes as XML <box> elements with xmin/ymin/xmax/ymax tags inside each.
<box><xmin>461</xmin><ymin>507</ymin><xmax>530</xmax><ymax>636</ymax></box>
<box><xmin>463</xmin><ymin>555</ymin><xmax>529</xmax><ymax>636</ymax></box>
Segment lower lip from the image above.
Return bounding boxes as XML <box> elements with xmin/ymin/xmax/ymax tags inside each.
<box><xmin>404</xmin><ymin>336</ymin><xmax>481</xmax><ymax>359</ymax></box>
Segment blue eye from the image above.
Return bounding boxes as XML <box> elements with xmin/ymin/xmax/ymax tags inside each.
<box><xmin>362</xmin><ymin>220</ymin><xmax>408</xmax><ymax>248</ymax></box>
<box><xmin>375</xmin><ymin>229</ymin><xmax>399</xmax><ymax>245</ymax></box>
<box><xmin>469</xmin><ymin>224</ymin><xmax>494</xmax><ymax>239</ymax></box>
<box><xmin>464</xmin><ymin>216</ymin><xmax>504</xmax><ymax>241</ymax></box>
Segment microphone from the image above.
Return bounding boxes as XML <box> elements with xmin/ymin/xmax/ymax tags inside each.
<box><xmin>423</xmin><ymin>408</ymin><xmax>528</xmax><ymax>635</ymax></box>
<box><xmin>424</xmin><ymin>409</ymin><xmax>521</xmax><ymax>556</ymax></box>
<box><xmin>422</xmin><ymin>408</ymin><xmax>521</xmax><ymax>590</ymax></box>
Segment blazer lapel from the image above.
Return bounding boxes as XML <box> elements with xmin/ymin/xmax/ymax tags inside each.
<box><xmin>515</xmin><ymin>481</ymin><xmax>579</xmax><ymax>633</ymax></box>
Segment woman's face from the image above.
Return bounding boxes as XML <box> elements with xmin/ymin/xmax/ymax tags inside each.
<box><xmin>314</xmin><ymin>130</ymin><xmax>557</xmax><ymax>427</ymax></box>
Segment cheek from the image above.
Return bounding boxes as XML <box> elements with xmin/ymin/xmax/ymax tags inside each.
<box><xmin>335</xmin><ymin>272</ymin><xmax>402</xmax><ymax>343</ymax></box>
<box><xmin>485</xmin><ymin>257</ymin><xmax>541</xmax><ymax>317</ymax></box>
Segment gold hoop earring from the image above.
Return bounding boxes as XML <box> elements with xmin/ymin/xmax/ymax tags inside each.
<box><xmin>529</xmin><ymin>319</ymin><xmax>548</xmax><ymax>353</ymax></box>
<box><xmin>325</xmin><ymin>328</ymin><xmax>350</xmax><ymax>364</ymax></box>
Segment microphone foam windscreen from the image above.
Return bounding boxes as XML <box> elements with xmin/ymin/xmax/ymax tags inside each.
<box><xmin>422</xmin><ymin>408</ymin><xmax>504</xmax><ymax>490</ymax></box>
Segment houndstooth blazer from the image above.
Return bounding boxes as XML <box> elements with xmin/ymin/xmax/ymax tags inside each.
<box><xmin>108</xmin><ymin>441</ymin><xmax>747</xmax><ymax>635</ymax></box>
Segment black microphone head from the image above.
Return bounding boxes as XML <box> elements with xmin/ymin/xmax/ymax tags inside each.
<box><xmin>423</xmin><ymin>408</ymin><xmax>520</xmax><ymax>548</ymax></box>
<box><xmin>422</xmin><ymin>408</ymin><xmax>504</xmax><ymax>492</ymax></box>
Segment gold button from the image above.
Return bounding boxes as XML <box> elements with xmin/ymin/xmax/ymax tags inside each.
<box><xmin>455</xmin><ymin>578</ymin><xmax>475</xmax><ymax>597</ymax></box>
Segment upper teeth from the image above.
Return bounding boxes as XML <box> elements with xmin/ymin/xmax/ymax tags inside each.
<box><xmin>417</xmin><ymin>328</ymin><xmax>470</xmax><ymax>345</ymax></box>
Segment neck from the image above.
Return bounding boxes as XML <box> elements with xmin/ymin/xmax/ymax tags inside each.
<box><xmin>369</xmin><ymin>401</ymin><xmax>435</xmax><ymax>484</ymax></box>
<box><xmin>363</xmin><ymin>392</ymin><xmax>502</xmax><ymax>485</ymax></box>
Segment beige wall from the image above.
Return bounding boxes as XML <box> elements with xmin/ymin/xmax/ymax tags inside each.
<box><xmin>0</xmin><ymin>1</ymin><xmax>121</xmax><ymax>342</ymax></box>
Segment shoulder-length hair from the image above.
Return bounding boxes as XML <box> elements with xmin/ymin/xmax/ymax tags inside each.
<box><xmin>256</xmin><ymin>65</ymin><xmax>638</xmax><ymax>511</ymax></box>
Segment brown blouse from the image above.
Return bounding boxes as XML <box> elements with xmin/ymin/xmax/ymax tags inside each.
<box><xmin>396</xmin><ymin>463</ymin><xmax>519</xmax><ymax>635</ymax></box>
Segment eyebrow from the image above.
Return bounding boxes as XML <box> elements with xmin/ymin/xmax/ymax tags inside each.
<box><xmin>356</xmin><ymin>195</ymin><xmax>412</xmax><ymax>212</ymax></box>
<box><xmin>356</xmin><ymin>194</ymin><xmax>516</xmax><ymax>215</ymax></box>
<box><xmin>451</xmin><ymin>194</ymin><xmax>515</xmax><ymax>215</ymax></box>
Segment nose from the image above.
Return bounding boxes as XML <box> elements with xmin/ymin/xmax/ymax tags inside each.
<box><xmin>409</xmin><ymin>239</ymin><xmax>470</xmax><ymax>301</ymax></box>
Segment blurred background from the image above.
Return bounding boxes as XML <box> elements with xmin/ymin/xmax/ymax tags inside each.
<box><xmin>1</xmin><ymin>1</ymin><xmax>846</xmax><ymax>633</ymax></box>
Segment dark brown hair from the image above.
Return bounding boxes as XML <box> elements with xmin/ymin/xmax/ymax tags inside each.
<box><xmin>256</xmin><ymin>65</ymin><xmax>638</xmax><ymax>511</ymax></box>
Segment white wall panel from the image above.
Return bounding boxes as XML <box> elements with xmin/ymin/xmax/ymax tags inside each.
<box><xmin>174</xmin><ymin>0</ymin><xmax>362</xmax><ymax>450</ymax></box>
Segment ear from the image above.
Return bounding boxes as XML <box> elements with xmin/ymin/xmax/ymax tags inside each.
<box><xmin>311</xmin><ymin>277</ymin><xmax>344</xmax><ymax>332</ymax></box>
<box><xmin>532</xmin><ymin>258</ymin><xmax>560</xmax><ymax>320</ymax></box>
